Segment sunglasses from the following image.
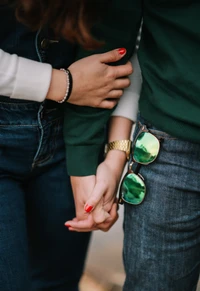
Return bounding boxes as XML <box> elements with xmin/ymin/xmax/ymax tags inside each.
<box><xmin>118</xmin><ymin>125</ymin><xmax>160</xmax><ymax>205</ymax></box>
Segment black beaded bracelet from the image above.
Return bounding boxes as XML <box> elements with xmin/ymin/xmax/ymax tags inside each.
<box><xmin>66</xmin><ymin>68</ymin><xmax>73</xmax><ymax>102</ymax></box>
<box><xmin>57</xmin><ymin>68</ymin><xmax>73</xmax><ymax>103</ymax></box>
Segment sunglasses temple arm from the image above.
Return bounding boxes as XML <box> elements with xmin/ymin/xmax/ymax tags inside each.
<box><xmin>134</xmin><ymin>163</ymin><xmax>142</xmax><ymax>175</ymax></box>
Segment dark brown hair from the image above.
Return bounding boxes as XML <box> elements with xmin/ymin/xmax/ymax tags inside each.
<box><xmin>14</xmin><ymin>0</ymin><xmax>103</xmax><ymax>49</ymax></box>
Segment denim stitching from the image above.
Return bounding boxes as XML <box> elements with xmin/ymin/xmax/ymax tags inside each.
<box><xmin>32</xmin><ymin>105</ymin><xmax>44</xmax><ymax>168</ymax></box>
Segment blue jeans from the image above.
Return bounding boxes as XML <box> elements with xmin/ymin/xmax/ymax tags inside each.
<box><xmin>123</xmin><ymin>115</ymin><xmax>200</xmax><ymax>291</ymax></box>
<box><xmin>0</xmin><ymin>100</ymin><xmax>90</xmax><ymax>291</ymax></box>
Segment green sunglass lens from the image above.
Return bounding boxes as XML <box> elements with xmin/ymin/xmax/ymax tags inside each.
<box><xmin>133</xmin><ymin>132</ymin><xmax>159</xmax><ymax>164</ymax></box>
<box><xmin>120</xmin><ymin>173</ymin><xmax>146</xmax><ymax>205</ymax></box>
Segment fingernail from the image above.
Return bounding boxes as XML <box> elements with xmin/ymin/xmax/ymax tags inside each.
<box><xmin>85</xmin><ymin>204</ymin><xmax>94</xmax><ymax>213</ymax></box>
<box><xmin>118</xmin><ymin>48</ymin><xmax>126</xmax><ymax>55</ymax></box>
<box><xmin>65</xmin><ymin>223</ymin><xmax>71</xmax><ymax>228</ymax></box>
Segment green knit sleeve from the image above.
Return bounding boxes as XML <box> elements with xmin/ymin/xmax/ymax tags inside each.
<box><xmin>64</xmin><ymin>0</ymin><xmax>142</xmax><ymax>176</ymax></box>
<box><xmin>63</xmin><ymin>105</ymin><xmax>113</xmax><ymax>176</ymax></box>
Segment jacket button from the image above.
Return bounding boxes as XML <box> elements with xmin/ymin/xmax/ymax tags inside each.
<box><xmin>41</xmin><ymin>39</ymin><xmax>49</xmax><ymax>49</ymax></box>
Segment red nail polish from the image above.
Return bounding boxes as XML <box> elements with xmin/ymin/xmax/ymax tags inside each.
<box><xmin>65</xmin><ymin>223</ymin><xmax>71</xmax><ymax>228</ymax></box>
<box><xmin>118</xmin><ymin>48</ymin><xmax>126</xmax><ymax>55</ymax></box>
<box><xmin>85</xmin><ymin>205</ymin><xmax>93</xmax><ymax>213</ymax></box>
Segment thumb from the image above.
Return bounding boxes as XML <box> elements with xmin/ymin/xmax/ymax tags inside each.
<box><xmin>92</xmin><ymin>198</ymin><xmax>111</xmax><ymax>224</ymax></box>
<box><xmin>84</xmin><ymin>181</ymin><xmax>106</xmax><ymax>213</ymax></box>
<box><xmin>100</xmin><ymin>48</ymin><xmax>127</xmax><ymax>64</ymax></box>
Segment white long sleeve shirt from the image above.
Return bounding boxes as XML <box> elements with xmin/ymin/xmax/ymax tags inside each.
<box><xmin>112</xmin><ymin>52</ymin><xmax>142</xmax><ymax>122</ymax></box>
<box><xmin>0</xmin><ymin>48</ymin><xmax>52</xmax><ymax>102</ymax></box>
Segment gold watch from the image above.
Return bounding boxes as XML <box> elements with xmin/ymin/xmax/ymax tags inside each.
<box><xmin>104</xmin><ymin>140</ymin><xmax>132</xmax><ymax>160</ymax></box>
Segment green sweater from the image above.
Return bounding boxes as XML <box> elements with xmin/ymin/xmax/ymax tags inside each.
<box><xmin>64</xmin><ymin>0</ymin><xmax>200</xmax><ymax>176</ymax></box>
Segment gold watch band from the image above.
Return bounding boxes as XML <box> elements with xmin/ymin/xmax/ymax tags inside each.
<box><xmin>104</xmin><ymin>139</ymin><xmax>132</xmax><ymax>160</ymax></box>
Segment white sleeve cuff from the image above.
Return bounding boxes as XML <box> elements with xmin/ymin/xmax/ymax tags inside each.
<box><xmin>11</xmin><ymin>56</ymin><xmax>52</xmax><ymax>102</ymax></box>
<box><xmin>112</xmin><ymin>53</ymin><xmax>142</xmax><ymax>122</ymax></box>
<box><xmin>0</xmin><ymin>49</ymin><xmax>52</xmax><ymax>102</ymax></box>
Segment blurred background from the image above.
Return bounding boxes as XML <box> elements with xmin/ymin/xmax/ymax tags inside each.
<box><xmin>80</xmin><ymin>206</ymin><xmax>125</xmax><ymax>291</ymax></box>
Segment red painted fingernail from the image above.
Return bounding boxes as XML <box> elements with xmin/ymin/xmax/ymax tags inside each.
<box><xmin>65</xmin><ymin>223</ymin><xmax>71</xmax><ymax>228</ymax></box>
<box><xmin>118</xmin><ymin>48</ymin><xmax>126</xmax><ymax>55</ymax></box>
<box><xmin>85</xmin><ymin>205</ymin><xmax>93</xmax><ymax>213</ymax></box>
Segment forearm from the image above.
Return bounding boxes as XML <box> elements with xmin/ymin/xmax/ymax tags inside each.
<box><xmin>108</xmin><ymin>116</ymin><xmax>133</xmax><ymax>142</ymax></box>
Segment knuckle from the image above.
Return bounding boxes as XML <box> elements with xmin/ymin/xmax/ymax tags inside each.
<box><xmin>110</xmin><ymin>66</ymin><xmax>119</xmax><ymax>79</ymax></box>
<box><xmin>129</xmin><ymin>68</ymin><xmax>134</xmax><ymax>75</ymax></box>
<box><xmin>126</xmin><ymin>78</ymin><xmax>131</xmax><ymax>87</ymax></box>
<box><xmin>107</xmin><ymin>104</ymin><xmax>113</xmax><ymax>109</ymax></box>
<box><xmin>94</xmin><ymin>99</ymin><xmax>101</xmax><ymax>107</ymax></box>
<box><xmin>96</xmin><ymin>99</ymin><xmax>105</xmax><ymax>108</ymax></box>
<box><xmin>94</xmin><ymin>214</ymin><xmax>105</xmax><ymax>224</ymax></box>
<box><xmin>126</xmin><ymin>62</ymin><xmax>133</xmax><ymax>74</ymax></box>
<box><xmin>106</xmin><ymin>103</ymin><xmax>112</xmax><ymax>109</ymax></box>
<box><xmin>94</xmin><ymin>217</ymin><xmax>104</xmax><ymax>224</ymax></box>
<box><xmin>106</xmin><ymin>68</ymin><xmax>114</xmax><ymax>79</ymax></box>
<box><xmin>111</xmin><ymin>50</ymin><xmax>118</xmax><ymax>61</ymax></box>
<box><xmin>102</xmin><ymin>103</ymin><xmax>108</xmax><ymax>109</ymax></box>
<box><xmin>117</xmin><ymin>90</ymin><xmax>123</xmax><ymax>97</ymax></box>
<box><xmin>88</xmin><ymin>221</ymin><xmax>94</xmax><ymax>228</ymax></box>
<box><xmin>106</xmin><ymin>102</ymin><xmax>115</xmax><ymax>109</ymax></box>
<box><xmin>102</xmin><ymin>227</ymin><xmax>109</xmax><ymax>232</ymax></box>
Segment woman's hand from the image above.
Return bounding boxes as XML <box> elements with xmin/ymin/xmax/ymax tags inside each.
<box><xmin>47</xmin><ymin>48</ymin><xmax>133</xmax><ymax>108</ymax></box>
<box><xmin>65</xmin><ymin>151</ymin><xmax>126</xmax><ymax>232</ymax></box>
<box><xmin>66</xmin><ymin>201</ymin><xmax>119</xmax><ymax>232</ymax></box>
<box><xmin>64</xmin><ymin>172</ymin><xmax>120</xmax><ymax>232</ymax></box>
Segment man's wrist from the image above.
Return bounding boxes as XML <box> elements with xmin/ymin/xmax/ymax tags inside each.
<box><xmin>105</xmin><ymin>150</ymin><xmax>127</xmax><ymax>175</ymax></box>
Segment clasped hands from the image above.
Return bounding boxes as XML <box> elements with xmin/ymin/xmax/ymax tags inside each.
<box><xmin>65</xmin><ymin>159</ymin><xmax>122</xmax><ymax>232</ymax></box>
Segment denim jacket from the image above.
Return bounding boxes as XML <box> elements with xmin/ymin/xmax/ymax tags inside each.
<box><xmin>0</xmin><ymin>3</ymin><xmax>76</xmax><ymax>99</ymax></box>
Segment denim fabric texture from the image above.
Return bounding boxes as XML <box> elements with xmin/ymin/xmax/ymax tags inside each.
<box><xmin>0</xmin><ymin>4</ymin><xmax>90</xmax><ymax>291</ymax></box>
<box><xmin>0</xmin><ymin>101</ymin><xmax>91</xmax><ymax>291</ymax></box>
<box><xmin>123</xmin><ymin>115</ymin><xmax>200</xmax><ymax>291</ymax></box>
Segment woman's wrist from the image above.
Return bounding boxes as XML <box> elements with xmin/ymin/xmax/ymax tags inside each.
<box><xmin>46</xmin><ymin>69</ymin><xmax>68</xmax><ymax>102</ymax></box>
